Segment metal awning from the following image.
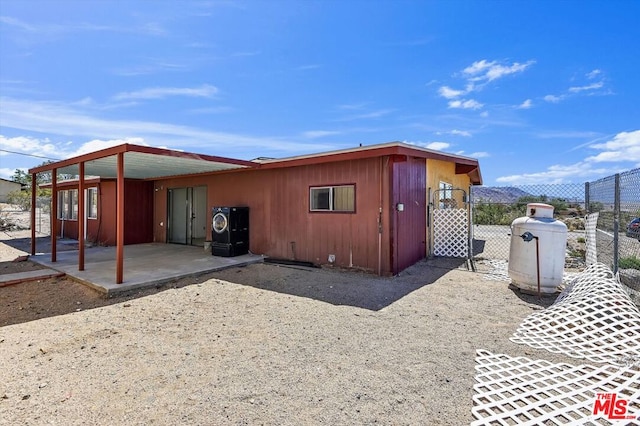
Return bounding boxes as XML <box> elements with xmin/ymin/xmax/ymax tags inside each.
<box><xmin>29</xmin><ymin>144</ymin><xmax>255</xmax><ymax>179</ymax></box>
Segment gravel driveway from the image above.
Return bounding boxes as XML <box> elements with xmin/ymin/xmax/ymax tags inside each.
<box><xmin>0</xmin><ymin>254</ymin><xmax>575</xmax><ymax>425</ymax></box>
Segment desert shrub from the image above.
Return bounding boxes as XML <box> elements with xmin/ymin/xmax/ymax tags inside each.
<box><xmin>619</xmin><ymin>256</ymin><xmax>640</xmax><ymax>270</ymax></box>
<box><xmin>6</xmin><ymin>190</ymin><xmax>31</xmax><ymax>211</ymax></box>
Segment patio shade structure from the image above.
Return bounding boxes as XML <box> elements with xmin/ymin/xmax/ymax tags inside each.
<box><xmin>28</xmin><ymin>143</ymin><xmax>256</xmax><ymax>284</ymax></box>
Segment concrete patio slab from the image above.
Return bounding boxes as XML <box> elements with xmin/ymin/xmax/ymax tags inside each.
<box><xmin>30</xmin><ymin>243</ymin><xmax>264</xmax><ymax>294</ymax></box>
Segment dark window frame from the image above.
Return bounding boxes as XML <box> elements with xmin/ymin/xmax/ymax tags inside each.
<box><xmin>309</xmin><ymin>183</ymin><xmax>357</xmax><ymax>213</ymax></box>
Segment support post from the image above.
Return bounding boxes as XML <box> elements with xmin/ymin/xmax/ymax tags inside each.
<box><xmin>78</xmin><ymin>162</ymin><xmax>85</xmax><ymax>271</ymax></box>
<box><xmin>51</xmin><ymin>169</ymin><xmax>57</xmax><ymax>263</ymax></box>
<box><xmin>116</xmin><ymin>153</ymin><xmax>125</xmax><ymax>284</ymax></box>
<box><xmin>30</xmin><ymin>173</ymin><xmax>37</xmax><ymax>255</ymax></box>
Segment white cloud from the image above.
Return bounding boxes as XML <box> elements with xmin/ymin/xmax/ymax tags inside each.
<box><xmin>448</xmin><ymin>99</ymin><xmax>483</xmax><ymax>110</ymax></box>
<box><xmin>496</xmin><ymin>130</ymin><xmax>640</xmax><ymax>184</ymax></box>
<box><xmin>539</xmin><ymin>131</ymin><xmax>601</xmax><ymax>139</ymax></box>
<box><xmin>542</xmin><ymin>70</ymin><xmax>609</xmax><ymax>103</ymax></box>
<box><xmin>425</xmin><ymin>142</ymin><xmax>450</xmax><ymax>151</ymax></box>
<box><xmin>0</xmin><ymin>15</ymin><xmax>166</xmax><ymax>39</ymax></box>
<box><xmin>479</xmin><ymin>111</ymin><xmax>489</xmax><ymax>118</ymax></box>
<box><xmin>336</xmin><ymin>102</ymin><xmax>368</xmax><ymax>110</ymax></box>
<box><xmin>469</xmin><ymin>151</ymin><xmax>489</xmax><ymax>158</ymax></box>
<box><xmin>302</xmin><ymin>130</ymin><xmax>341</xmax><ymax>139</ymax></box>
<box><xmin>0</xmin><ymin>168</ymin><xmax>20</xmax><ymax>180</ymax></box>
<box><xmin>587</xmin><ymin>130</ymin><xmax>640</xmax><ymax>162</ymax></box>
<box><xmin>463</xmin><ymin>59</ymin><xmax>535</xmax><ymax>82</ymax></box>
<box><xmin>568</xmin><ymin>81</ymin><xmax>604</xmax><ymax>93</ymax></box>
<box><xmin>0</xmin><ymin>16</ymin><xmax>36</xmax><ymax>32</ymax></box>
<box><xmin>111</xmin><ymin>60</ymin><xmax>189</xmax><ymax>77</ymax></box>
<box><xmin>496</xmin><ymin>162</ymin><xmax>614</xmax><ymax>184</ymax></box>
<box><xmin>450</xmin><ymin>129</ymin><xmax>472</xmax><ymax>137</ymax></box>
<box><xmin>0</xmin><ymin>97</ymin><xmax>333</xmax><ymax>155</ymax></box>
<box><xmin>543</xmin><ymin>94</ymin><xmax>564</xmax><ymax>103</ymax></box>
<box><xmin>438</xmin><ymin>86</ymin><xmax>465</xmax><ymax>99</ymax></box>
<box><xmin>0</xmin><ymin>134</ymin><xmax>146</xmax><ymax>160</ymax></box>
<box><xmin>112</xmin><ymin>84</ymin><xmax>218</xmax><ymax>101</ymax></box>
<box><xmin>455</xmin><ymin>150</ymin><xmax>489</xmax><ymax>159</ymax></box>
<box><xmin>186</xmin><ymin>106</ymin><xmax>234</xmax><ymax>115</ymax></box>
<box><xmin>586</xmin><ymin>69</ymin><xmax>602</xmax><ymax>79</ymax></box>
<box><xmin>337</xmin><ymin>109</ymin><xmax>395</xmax><ymax>121</ymax></box>
<box><xmin>0</xmin><ymin>135</ymin><xmax>61</xmax><ymax>159</ymax></box>
<box><xmin>437</xmin><ymin>59</ymin><xmax>534</xmax><ymax>110</ymax></box>
<box><xmin>436</xmin><ymin>129</ymin><xmax>472</xmax><ymax>137</ymax></box>
<box><xmin>70</xmin><ymin>138</ymin><xmax>148</xmax><ymax>157</ymax></box>
<box><xmin>404</xmin><ymin>141</ymin><xmax>451</xmax><ymax>151</ymax></box>
<box><xmin>517</xmin><ymin>99</ymin><xmax>532</xmax><ymax>109</ymax></box>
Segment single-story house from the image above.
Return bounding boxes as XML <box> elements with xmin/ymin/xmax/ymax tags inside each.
<box><xmin>28</xmin><ymin>142</ymin><xmax>482</xmax><ymax>283</ymax></box>
<box><xmin>0</xmin><ymin>177</ymin><xmax>22</xmax><ymax>203</ymax></box>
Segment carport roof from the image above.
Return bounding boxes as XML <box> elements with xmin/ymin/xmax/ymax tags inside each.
<box><xmin>28</xmin><ymin>141</ymin><xmax>482</xmax><ymax>185</ymax></box>
<box><xmin>28</xmin><ymin>144</ymin><xmax>256</xmax><ymax>180</ymax></box>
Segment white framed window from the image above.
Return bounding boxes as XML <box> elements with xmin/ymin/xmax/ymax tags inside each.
<box><xmin>57</xmin><ymin>189</ymin><xmax>78</xmax><ymax>220</ymax></box>
<box><xmin>310</xmin><ymin>184</ymin><xmax>355</xmax><ymax>212</ymax></box>
<box><xmin>87</xmin><ymin>187</ymin><xmax>98</xmax><ymax>219</ymax></box>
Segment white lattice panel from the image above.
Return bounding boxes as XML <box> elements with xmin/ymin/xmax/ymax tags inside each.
<box><xmin>511</xmin><ymin>263</ymin><xmax>640</xmax><ymax>366</ymax></box>
<box><xmin>433</xmin><ymin>208</ymin><xmax>468</xmax><ymax>257</ymax></box>
<box><xmin>472</xmin><ymin>350</ymin><xmax>640</xmax><ymax>425</ymax></box>
<box><xmin>585</xmin><ymin>212</ymin><xmax>599</xmax><ymax>266</ymax></box>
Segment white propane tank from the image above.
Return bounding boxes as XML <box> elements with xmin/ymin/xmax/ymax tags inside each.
<box><xmin>508</xmin><ymin>203</ymin><xmax>568</xmax><ymax>294</ymax></box>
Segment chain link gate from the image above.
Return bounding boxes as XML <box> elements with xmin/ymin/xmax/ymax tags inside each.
<box><xmin>429</xmin><ymin>187</ymin><xmax>472</xmax><ymax>267</ymax></box>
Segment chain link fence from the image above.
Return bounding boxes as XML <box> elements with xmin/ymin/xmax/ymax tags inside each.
<box><xmin>586</xmin><ymin>168</ymin><xmax>640</xmax><ymax>295</ymax></box>
<box><xmin>468</xmin><ymin>170</ymin><xmax>639</xmax><ymax>300</ymax></box>
<box><xmin>0</xmin><ymin>196</ymin><xmax>50</xmax><ymax>235</ymax></box>
<box><xmin>470</xmin><ymin>183</ymin><xmax>586</xmax><ymax>272</ymax></box>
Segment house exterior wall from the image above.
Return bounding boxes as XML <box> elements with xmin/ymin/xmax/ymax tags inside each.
<box><xmin>426</xmin><ymin>158</ymin><xmax>472</xmax><ymax>206</ymax></box>
<box><xmin>53</xmin><ymin>180</ymin><xmax>153</xmax><ymax>245</ymax></box>
<box><xmin>0</xmin><ymin>179</ymin><xmax>21</xmax><ymax>203</ymax></box>
<box><xmin>154</xmin><ymin>157</ymin><xmax>393</xmax><ymax>274</ymax></box>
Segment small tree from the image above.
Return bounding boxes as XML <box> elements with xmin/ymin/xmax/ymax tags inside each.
<box><xmin>7</xmin><ymin>161</ymin><xmax>59</xmax><ymax>211</ymax></box>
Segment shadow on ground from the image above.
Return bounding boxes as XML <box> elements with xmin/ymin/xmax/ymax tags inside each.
<box><xmin>507</xmin><ymin>285</ymin><xmax>558</xmax><ymax>309</ymax></box>
<box><xmin>211</xmin><ymin>257</ymin><xmax>469</xmax><ymax>311</ymax></box>
<box><xmin>0</xmin><ymin>235</ymin><xmax>78</xmax><ymax>255</ymax></box>
<box><xmin>1</xmin><ymin>256</ymin><xmax>469</xmax><ymax>327</ymax></box>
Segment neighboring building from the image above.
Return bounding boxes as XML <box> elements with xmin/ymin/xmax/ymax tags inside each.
<box><xmin>30</xmin><ymin>142</ymin><xmax>482</xmax><ymax>276</ymax></box>
<box><xmin>0</xmin><ymin>178</ymin><xmax>22</xmax><ymax>203</ymax></box>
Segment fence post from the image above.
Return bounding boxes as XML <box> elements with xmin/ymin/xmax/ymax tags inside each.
<box><xmin>613</xmin><ymin>174</ymin><xmax>620</xmax><ymax>274</ymax></box>
<box><xmin>584</xmin><ymin>182</ymin><xmax>590</xmax><ymax>214</ymax></box>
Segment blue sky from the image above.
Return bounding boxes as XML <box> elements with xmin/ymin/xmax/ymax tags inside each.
<box><xmin>1</xmin><ymin>0</ymin><xmax>639</xmax><ymax>185</ymax></box>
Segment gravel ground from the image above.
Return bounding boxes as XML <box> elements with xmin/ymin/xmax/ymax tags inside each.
<box><xmin>0</xmin><ymin>232</ymin><xmax>579</xmax><ymax>425</ymax></box>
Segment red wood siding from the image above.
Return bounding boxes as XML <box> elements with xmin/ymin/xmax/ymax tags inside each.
<box><xmin>154</xmin><ymin>157</ymin><xmax>392</xmax><ymax>273</ymax></box>
<box><xmin>390</xmin><ymin>156</ymin><xmax>427</xmax><ymax>274</ymax></box>
<box><xmin>54</xmin><ymin>180</ymin><xmax>153</xmax><ymax>245</ymax></box>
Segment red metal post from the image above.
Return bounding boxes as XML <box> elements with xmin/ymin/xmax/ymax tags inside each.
<box><xmin>78</xmin><ymin>162</ymin><xmax>85</xmax><ymax>271</ymax></box>
<box><xmin>30</xmin><ymin>173</ymin><xmax>37</xmax><ymax>255</ymax></box>
<box><xmin>51</xmin><ymin>170</ymin><xmax>57</xmax><ymax>262</ymax></box>
<box><xmin>116</xmin><ymin>152</ymin><xmax>124</xmax><ymax>284</ymax></box>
